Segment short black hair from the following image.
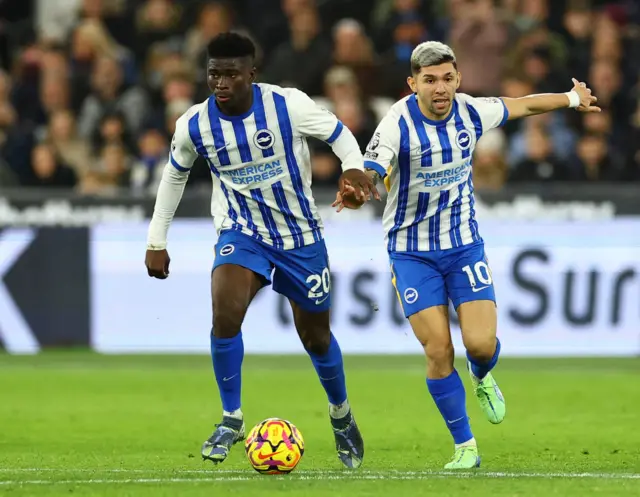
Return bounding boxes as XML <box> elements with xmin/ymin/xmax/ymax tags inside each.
<box><xmin>207</xmin><ymin>32</ymin><xmax>256</xmax><ymax>61</ymax></box>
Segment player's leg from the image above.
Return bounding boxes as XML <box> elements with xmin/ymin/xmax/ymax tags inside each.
<box><xmin>391</xmin><ymin>254</ymin><xmax>479</xmax><ymax>469</ymax></box>
<box><xmin>270</xmin><ymin>240</ymin><xmax>363</xmax><ymax>469</ymax></box>
<box><xmin>289</xmin><ymin>304</ymin><xmax>347</xmax><ymax>416</ymax></box>
<box><xmin>445</xmin><ymin>244</ymin><xmax>505</xmax><ymax>424</ymax></box>
<box><xmin>202</xmin><ymin>232</ymin><xmax>272</xmax><ymax>464</ymax></box>
<box><xmin>288</xmin><ymin>301</ymin><xmax>364</xmax><ymax>469</ymax></box>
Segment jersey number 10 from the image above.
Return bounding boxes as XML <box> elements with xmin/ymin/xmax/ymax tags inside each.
<box><xmin>462</xmin><ymin>261</ymin><xmax>493</xmax><ymax>288</ymax></box>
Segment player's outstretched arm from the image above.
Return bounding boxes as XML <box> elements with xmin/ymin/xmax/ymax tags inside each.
<box><xmin>146</xmin><ymin>112</ymin><xmax>198</xmax><ymax>279</ymax></box>
<box><xmin>502</xmin><ymin>78</ymin><xmax>600</xmax><ymax>120</ymax></box>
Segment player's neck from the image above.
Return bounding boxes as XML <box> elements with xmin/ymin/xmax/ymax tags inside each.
<box><xmin>417</xmin><ymin>96</ymin><xmax>452</xmax><ymax>122</ymax></box>
<box><xmin>216</xmin><ymin>91</ymin><xmax>254</xmax><ymax>117</ymax></box>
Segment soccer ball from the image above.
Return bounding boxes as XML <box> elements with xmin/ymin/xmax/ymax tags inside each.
<box><xmin>244</xmin><ymin>418</ymin><xmax>304</xmax><ymax>474</ymax></box>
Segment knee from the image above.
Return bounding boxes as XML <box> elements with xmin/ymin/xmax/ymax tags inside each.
<box><xmin>212</xmin><ymin>295</ymin><xmax>246</xmax><ymax>340</ymax></box>
<box><xmin>299</xmin><ymin>326</ymin><xmax>331</xmax><ymax>356</ymax></box>
<box><xmin>424</xmin><ymin>340</ymin><xmax>454</xmax><ymax>367</ymax></box>
<box><xmin>464</xmin><ymin>333</ymin><xmax>496</xmax><ymax>362</ymax></box>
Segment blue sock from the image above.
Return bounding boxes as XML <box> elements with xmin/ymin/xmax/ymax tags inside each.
<box><xmin>307</xmin><ymin>333</ymin><xmax>348</xmax><ymax>406</ymax></box>
<box><xmin>467</xmin><ymin>337</ymin><xmax>501</xmax><ymax>380</ymax></box>
<box><xmin>210</xmin><ymin>331</ymin><xmax>244</xmax><ymax>413</ymax></box>
<box><xmin>426</xmin><ymin>370</ymin><xmax>473</xmax><ymax>445</ymax></box>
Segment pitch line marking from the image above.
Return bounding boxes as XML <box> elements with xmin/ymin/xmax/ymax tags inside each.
<box><xmin>1</xmin><ymin>470</ymin><xmax>640</xmax><ymax>485</ymax></box>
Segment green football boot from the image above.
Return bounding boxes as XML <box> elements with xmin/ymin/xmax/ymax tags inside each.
<box><xmin>444</xmin><ymin>445</ymin><xmax>481</xmax><ymax>469</ymax></box>
<box><xmin>467</xmin><ymin>362</ymin><xmax>506</xmax><ymax>424</ymax></box>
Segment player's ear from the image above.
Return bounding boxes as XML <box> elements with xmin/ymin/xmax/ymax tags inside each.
<box><xmin>456</xmin><ymin>71</ymin><xmax>462</xmax><ymax>90</ymax></box>
<box><xmin>249</xmin><ymin>67</ymin><xmax>257</xmax><ymax>83</ymax></box>
<box><xmin>407</xmin><ymin>76</ymin><xmax>417</xmax><ymax>94</ymax></box>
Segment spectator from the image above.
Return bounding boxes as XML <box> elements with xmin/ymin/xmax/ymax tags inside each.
<box><xmin>332</xmin><ymin>19</ymin><xmax>380</xmax><ymax>97</ymax></box>
<box><xmin>333</xmin><ymin>99</ymin><xmax>377</xmax><ymax>152</ymax></box>
<box><xmin>323</xmin><ymin>66</ymin><xmax>362</xmax><ymax>104</ymax></box>
<box><xmin>39</xmin><ymin>74</ymin><xmax>71</xmax><ymax>128</ymax></box>
<box><xmin>26</xmin><ymin>142</ymin><xmax>77</xmax><ymax>188</ymax></box>
<box><xmin>314</xmin><ymin>66</ymin><xmax>381</xmax><ymax>128</ymax></box>
<box><xmin>0</xmin><ymin>158</ymin><xmax>18</xmax><ymax>186</ymax></box>
<box><xmin>449</xmin><ymin>0</ymin><xmax>508</xmax><ymax>96</ymax></box>
<box><xmin>509</xmin><ymin>125</ymin><xmax>575</xmax><ymax>182</ymax></box>
<box><xmin>134</xmin><ymin>0</ymin><xmax>183</xmax><ymax>62</ymax></box>
<box><xmin>591</xmin><ymin>13</ymin><xmax>622</xmax><ymax>64</ymax></box>
<box><xmin>47</xmin><ymin>110</ymin><xmax>92</xmax><ymax>178</ymax></box>
<box><xmin>0</xmin><ymin>0</ymin><xmax>638</xmax><ymax>195</ymax></box>
<box><xmin>183</xmin><ymin>2</ymin><xmax>234</xmax><ymax>69</ymax></box>
<box><xmin>623</xmin><ymin>99</ymin><xmax>640</xmax><ymax>180</ymax></box>
<box><xmin>77</xmin><ymin>169</ymin><xmax>110</xmax><ymax>195</ymax></box>
<box><xmin>143</xmin><ymin>43</ymin><xmax>196</xmax><ymax>97</ymax></box>
<box><xmin>78</xmin><ymin>56</ymin><xmax>148</xmax><ymax>141</ymax></box>
<box><xmin>263</xmin><ymin>6</ymin><xmax>332</xmax><ymax>95</ymax></box>
<box><xmin>70</xmin><ymin>19</ymin><xmax>136</xmax><ymax>106</ymax></box>
<box><xmin>371</xmin><ymin>0</ymin><xmax>435</xmax><ymax>53</ymax></box>
<box><xmin>310</xmin><ymin>151</ymin><xmax>341</xmax><ymax>187</ymax></box>
<box><xmin>282</xmin><ymin>0</ymin><xmax>314</xmax><ymax>18</ymax></box>
<box><xmin>508</xmin><ymin>113</ymin><xmax>578</xmax><ymax>165</ymax></box>
<box><xmin>472</xmin><ymin>128</ymin><xmax>507</xmax><ymax>191</ymax></box>
<box><xmin>130</xmin><ymin>128</ymin><xmax>168</xmax><ymax>194</ymax></box>
<box><xmin>572</xmin><ymin>132</ymin><xmax>620</xmax><ymax>181</ymax></box>
<box><xmin>143</xmin><ymin>72</ymin><xmax>195</xmax><ymax>134</ymax></box>
<box><xmin>560</xmin><ymin>2</ymin><xmax>593</xmax><ymax>83</ymax></box>
<box><xmin>0</xmin><ymin>71</ymin><xmax>17</xmax><ymax>133</ymax></box>
<box><xmin>378</xmin><ymin>11</ymin><xmax>429</xmax><ymax>99</ymax></box>
<box><xmin>98</xmin><ymin>143</ymin><xmax>131</xmax><ymax>189</ymax></box>
<box><xmin>589</xmin><ymin>59</ymin><xmax>627</xmax><ymax>127</ymax></box>
<box><xmin>92</xmin><ymin>111</ymin><xmax>137</xmax><ymax>156</ymax></box>
<box><xmin>0</xmin><ymin>71</ymin><xmax>19</xmax><ymax>186</ymax></box>
<box><xmin>36</xmin><ymin>0</ymin><xmax>82</xmax><ymax>45</ymax></box>
<box><xmin>164</xmin><ymin>98</ymin><xmax>192</xmax><ymax>137</ymax></box>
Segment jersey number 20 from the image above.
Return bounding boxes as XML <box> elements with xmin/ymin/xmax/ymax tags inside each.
<box><xmin>306</xmin><ymin>268</ymin><xmax>330</xmax><ymax>299</ymax></box>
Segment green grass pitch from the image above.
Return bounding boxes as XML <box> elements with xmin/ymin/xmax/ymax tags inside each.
<box><xmin>1</xmin><ymin>352</ymin><xmax>639</xmax><ymax>496</ymax></box>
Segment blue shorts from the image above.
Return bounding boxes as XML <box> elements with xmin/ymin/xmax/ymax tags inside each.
<box><xmin>212</xmin><ymin>230</ymin><xmax>331</xmax><ymax>312</ymax></box>
<box><xmin>389</xmin><ymin>241</ymin><xmax>496</xmax><ymax>318</ymax></box>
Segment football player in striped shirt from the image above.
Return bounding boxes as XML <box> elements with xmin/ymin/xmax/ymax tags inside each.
<box><xmin>145</xmin><ymin>33</ymin><xmax>375</xmax><ymax>469</ymax></box>
<box><xmin>335</xmin><ymin>41</ymin><xmax>599</xmax><ymax>469</ymax></box>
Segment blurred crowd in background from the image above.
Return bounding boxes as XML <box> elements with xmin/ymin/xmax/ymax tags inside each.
<box><xmin>0</xmin><ymin>0</ymin><xmax>638</xmax><ymax>196</ymax></box>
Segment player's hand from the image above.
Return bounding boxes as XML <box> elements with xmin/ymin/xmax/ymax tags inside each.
<box><xmin>338</xmin><ymin>168</ymin><xmax>380</xmax><ymax>202</ymax></box>
<box><xmin>332</xmin><ymin>185</ymin><xmax>357</xmax><ymax>212</ymax></box>
<box><xmin>571</xmin><ymin>78</ymin><xmax>601</xmax><ymax>113</ymax></box>
<box><xmin>145</xmin><ymin>249</ymin><xmax>170</xmax><ymax>279</ymax></box>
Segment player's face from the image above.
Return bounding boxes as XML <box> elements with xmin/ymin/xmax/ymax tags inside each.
<box><xmin>207</xmin><ymin>57</ymin><xmax>256</xmax><ymax>113</ymax></box>
<box><xmin>408</xmin><ymin>63</ymin><xmax>461</xmax><ymax>119</ymax></box>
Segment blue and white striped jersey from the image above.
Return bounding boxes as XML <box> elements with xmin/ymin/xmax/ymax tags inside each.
<box><xmin>165</xmin><ymin>83</ymin><xmax>350</xmax><ymax>250</ymax></box>
<box><xmin>364</xmin><ymin>93</ymin><xmax>509</xmax><ymax>253</ymax></box>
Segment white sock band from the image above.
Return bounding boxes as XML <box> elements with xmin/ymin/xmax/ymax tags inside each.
<box><xmin>223</xmin><ymin>409</ymin><xmax>243</xmax><ymax>420</ymax></box>
<box><xmin>329</xmin><ymin>400</ymin><xmax>350</xmax><ymax>419</ymax></box>
<box><xmin>455</xmin><ymin>437</ymin><xmax>477</xmax><ymax>449</ymax></box>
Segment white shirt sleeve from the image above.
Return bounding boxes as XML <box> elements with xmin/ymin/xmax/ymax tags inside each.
<box><xmin>146</xmin><ymin>111</ymin><xmax>199</xmax><ymax>250</ymax></box>
<box><xmin>287</xmin><ymin>89</ymin><xmax>364</xmax><ymax>172</ymax></box>
<box><xmin>168</xmin><ymin>112</ymin><xmax>199</xmax><ymax>172</ymax></box>
<box><xmin>288</xmin><ymin>88</ymin><xmax>342</xmax><ymax>141</ymax></box>
<box><xmin>363</xmin><ymin>114</ymin><xmax>401</xmax><ymax>178</ymax></box>
<box><xmin>460</xmin><ymin>94</ymin><xmax>509</xmax><ymax>131</ymax></box>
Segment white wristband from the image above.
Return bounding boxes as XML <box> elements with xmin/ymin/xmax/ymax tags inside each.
<box><xmin>565</xmin><ymin>90</ymin><xmax>580</xmax><ymax>108</ymax></box>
